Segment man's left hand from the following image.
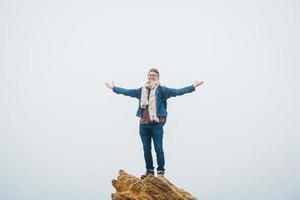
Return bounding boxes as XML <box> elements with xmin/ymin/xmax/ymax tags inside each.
<box><xmin>193</xmin><ymin>80</ymin><xmax>204</xmax><ymax>88</ymax></box>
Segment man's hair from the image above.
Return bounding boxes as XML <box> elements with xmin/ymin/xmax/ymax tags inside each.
<box><xmin>148</xmin><ymin>68</ymin><xmax>160</xmax><ymax>77</ymax></box>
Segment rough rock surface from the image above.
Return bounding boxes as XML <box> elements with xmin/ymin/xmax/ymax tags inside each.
<box><xmin>111</xmin><ymin>170</ymin><xmax>198</xmax><ymax>200</ymax></box>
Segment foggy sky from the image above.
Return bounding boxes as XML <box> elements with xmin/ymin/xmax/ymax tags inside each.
<box><xmin>0</xmin><ymin>0</ymin><xmax>299</xmax><ymax>199</ymax></box>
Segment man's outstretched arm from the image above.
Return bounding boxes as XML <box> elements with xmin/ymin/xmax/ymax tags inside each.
<box><xmin>104</xmin><ymin>81</ymin><xmax>140</xmax><ymax>99</ymax></box>
<box><xmin>164</xmin><ymin>80</ymin><xmax>204</xmax><ymax>98</ymax></box>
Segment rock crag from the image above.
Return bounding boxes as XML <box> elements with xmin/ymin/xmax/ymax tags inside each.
<box><xmin>112</xmin><ymin>170</ymin><xmax>198</xmax><ymax>200</ymax></box>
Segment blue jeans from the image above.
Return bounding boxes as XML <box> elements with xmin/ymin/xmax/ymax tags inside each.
<box><xmin>139</xmin><ymin>123</ymin><xmax>165</xmax><ymax>172</ymax></box>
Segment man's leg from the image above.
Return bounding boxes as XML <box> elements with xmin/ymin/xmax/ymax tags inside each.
<box><xmin>152</xmin><ymin>124</ymin><xmax>165</xmax><ymax>173</ymax></box>
<box><xmin>139</xmin><ymin>124</ymin><xmax>154</xmax><ymax>171</ymax></box>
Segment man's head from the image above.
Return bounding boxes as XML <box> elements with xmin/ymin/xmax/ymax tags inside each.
<box><xmin>147</xmin><ymin>68</ymin><xmax>160</xmax><ymax>82</ymax></box>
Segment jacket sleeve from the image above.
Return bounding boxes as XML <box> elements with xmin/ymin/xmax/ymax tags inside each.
<box><xmin>164</xmin><ymin>85</ymin><xmax>195</xmax><ymax>99</ymax></box>
<box><xmin>112</xmin><ymin>86</ymin><xmax>141</xmax><ymax>99</ymax></box>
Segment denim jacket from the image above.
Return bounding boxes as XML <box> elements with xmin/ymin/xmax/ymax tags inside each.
<box><xmin>112</xmin><ymin>85</ymin><xmax>195</xmax><ymax>118</ymax></box>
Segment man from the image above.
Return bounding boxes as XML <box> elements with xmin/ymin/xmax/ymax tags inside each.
<box><xmin>105</xmin><ymin>68</ymin><xmax>203</xmax><ymax>179</ymax></box>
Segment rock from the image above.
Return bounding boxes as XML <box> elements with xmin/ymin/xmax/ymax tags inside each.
<box><xmin>111</xmin><ymin>170</ymin><xmax>198</xmax><ymax>200</ymax></box>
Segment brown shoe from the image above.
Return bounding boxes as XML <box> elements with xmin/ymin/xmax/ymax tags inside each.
<box><xmin>140</xmin><ymin>169</ymin><xmax>154</xmax><ymax>179</ymax></box>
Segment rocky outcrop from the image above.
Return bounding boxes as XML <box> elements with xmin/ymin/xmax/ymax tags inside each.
<box><xmin>111</xmin><ymin>170</ymin><xmax>198</xmax><ymax>200</ymax></box>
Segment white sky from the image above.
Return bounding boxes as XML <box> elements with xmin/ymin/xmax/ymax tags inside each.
<box><xmin>1</xmin><ymin>0</ymin><xmax>300</xmax><ymax>199</ymax></box>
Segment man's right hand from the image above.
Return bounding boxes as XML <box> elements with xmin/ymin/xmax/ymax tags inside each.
<box><xmin>104</xmin><ymin>81</ymin><xmax>114</xmax><ymax>89</ymax></box>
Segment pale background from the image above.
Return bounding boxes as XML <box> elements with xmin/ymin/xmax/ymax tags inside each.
<box><xmin>1</xmin><ymin>0</ymin><xmax>299</xmax><ymax>199</ymax></box>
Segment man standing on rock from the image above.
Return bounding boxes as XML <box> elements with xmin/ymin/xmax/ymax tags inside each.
<box><xmin>105</xmin><ymin>68</ymin><xmax>204</xmax><ymax>179</ymax></box>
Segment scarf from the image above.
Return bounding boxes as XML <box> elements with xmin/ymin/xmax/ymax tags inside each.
<box><xmin>140</xmin><ymin>80</ymin><xmax>160</xmax><ymax>122</ymax></box>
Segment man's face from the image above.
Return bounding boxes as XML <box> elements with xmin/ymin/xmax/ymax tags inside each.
<box><xmin>147</xmin><ymin>72</ymin><xmax>159</xmax><ymax>82</ymax></box>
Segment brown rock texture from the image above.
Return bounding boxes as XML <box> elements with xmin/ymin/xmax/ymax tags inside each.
<box><xmin>111</xmin><ymin>170</ymin><xmax>198</xmax><ymax>200</ymax></box>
